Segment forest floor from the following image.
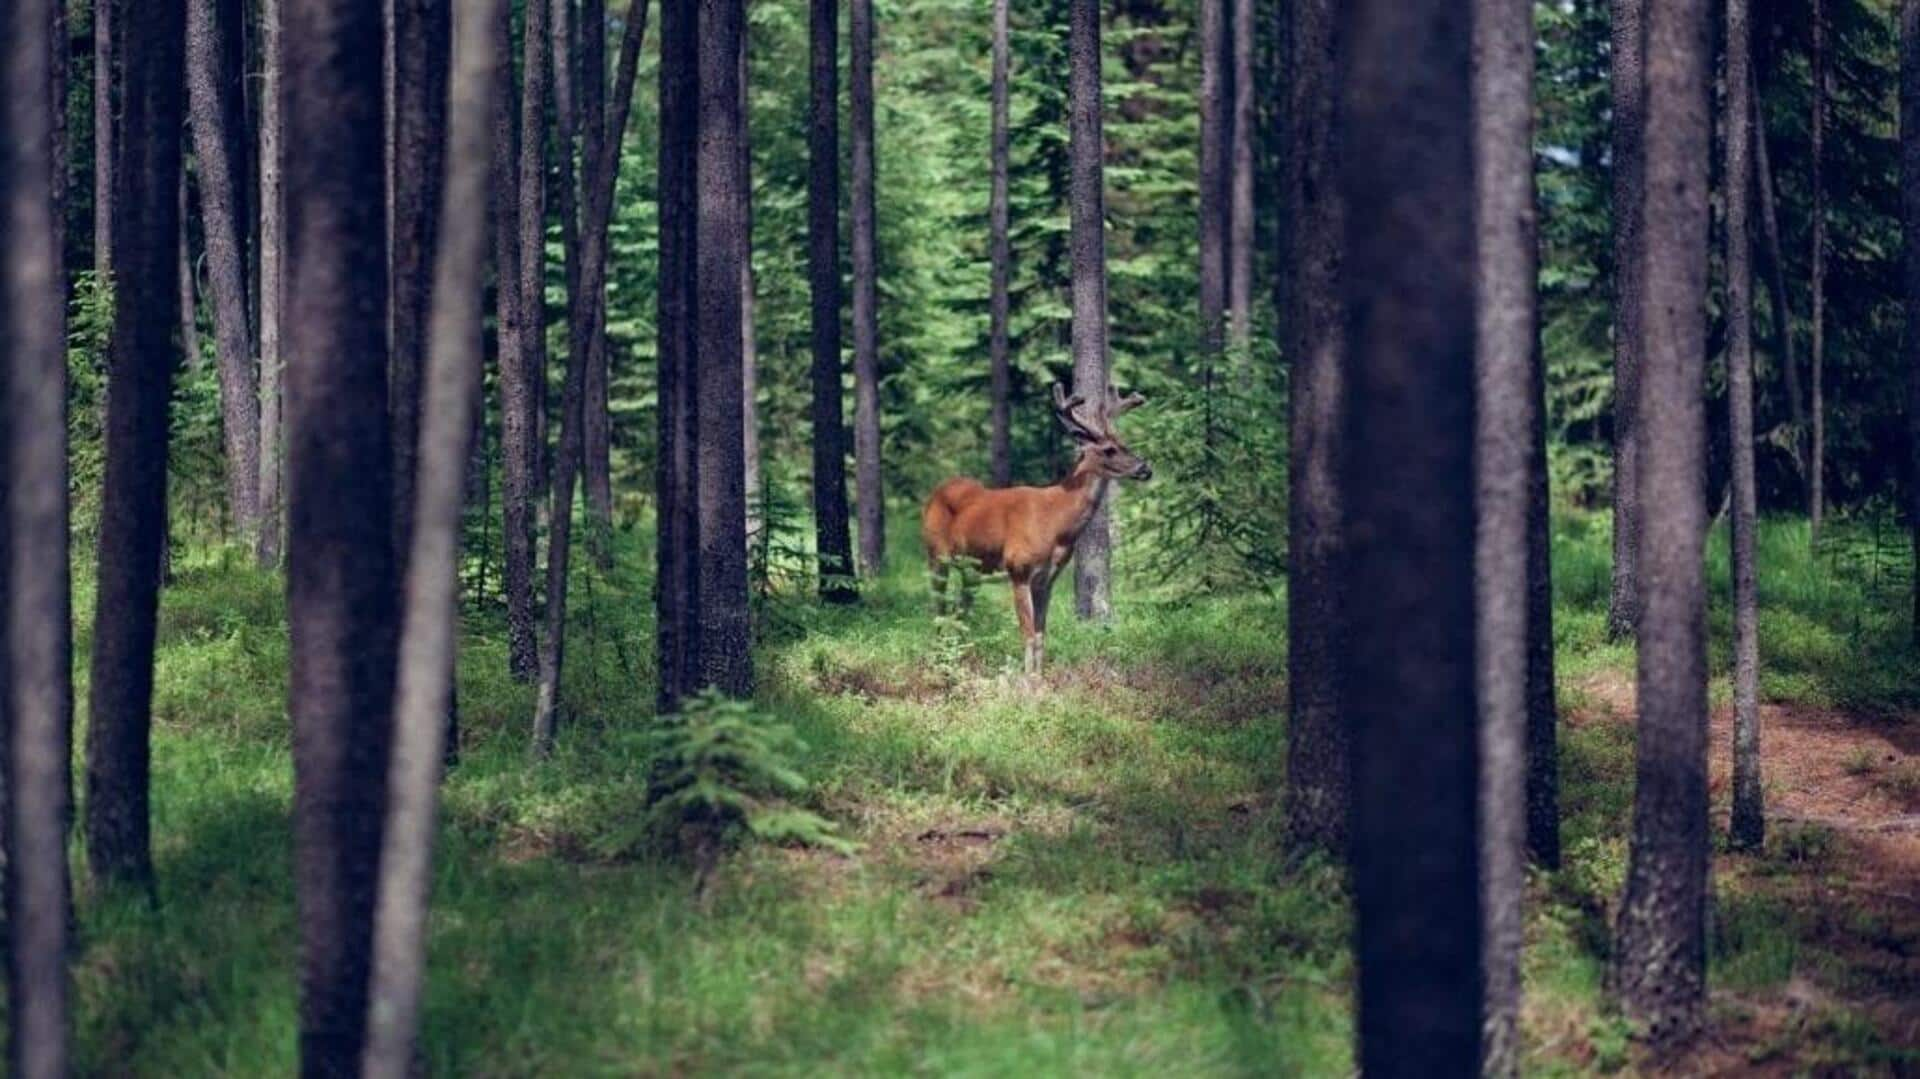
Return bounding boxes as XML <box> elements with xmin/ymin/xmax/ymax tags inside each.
<box><xmin>32</xmin><ymin>512</ymin><xmax>1920</xmax><ymax>1075</ymax></box>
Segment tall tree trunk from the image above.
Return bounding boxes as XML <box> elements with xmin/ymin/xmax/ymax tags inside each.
<box><xmin>362</xmin><ymin>3</ymin><xmax>498</xmax><ymax>1068</ymax></box>
<box><xmin>388</xmin><ymin>0</ymin><xmax>450</xmax><ymax>561</ymax></box>
<box><xmin>1474</xmin><ymin>0</ymin><xmax>1539</xmax><ymax>1069</ymax></box>
<box><xmin>580</xmin><ymin>0</ymin><xmax>613</xmax><ymax>570</ymax></box>
<box><xmin>1606</xmin><ymin>0</ymin><xmax>1646</xmax><ymax>641</ymax></box>
<box><xmin>850</xmin><ymin>0</ymin><xmax>883</xmax><ymax>576</ymax></box>
<box><xmin>1903</xmin><ymin>1</ymin><xmax>1920</xmax><ymax>647</ymax></box>
<box><xmin>695</xmin><ymin>0</ymin><xmax>753</xmax><ymax>695</ymax></box>
<box><xmin>187</xmin><ymin>0</ymin><xmax>262</xmax><ymax>542</ymax></box>
<box><xmin>657</xmin><ymin>0</ymin><xmax>698</xmax><ymax>710</ymax></box>
<box><xmin>1810</xmin><ymin>0</ymin><xmax>1827</xmax><ymax>543</ymax></box>
<box><xmin>85</xmin><ymin>0</ymin><xmax>184</xmax><ymax>892</ymax></box>
<box><xmin>1341</xmin><ymin>0</ymin><xmax>1483</xmax><ymax>1069</ymax></box>
<box><xmin>1198</xmin><ymin>0</ymin><xmax>1227</xmax><ymax>364</ymax></box>
<box><xmin>179</xmin><ymin>174</ymin><xmax>200</xmax><ymax>367</ymax></box>
<box><xmin>740</xmin><ymin>20</ymin><xmax>760</xmax><ymax>546</ymax></box>
<box><xmin>1226</xmin><ymin>0</ymin><xmax>1253</xmax><ymax>348</ymax></box>
<box><xmin>492</xmin><ymin>0</ymin><xmax>536</xmax><ymax>681</ymax></box>
<box><xmin>1283</xmin><ymin>0</ymin><xmax>1346</xmax><ymax>855</ymax></box>
<box><xmin>550</xmin><ymin>0</ymin><xmax>583</xmax><ymax>569</ymax></box>
<box><xmin>1527</xmin><ymin>282</ymin><xmax>1561</xmax><ymax>871</ymax></box>
<box><xmin>93</xmin><ymin>0</ymin><xmax>119</xmax><ymax>275</ymax></box>
<box><xmin>1613</xmin><ymin>0</ymin><xmax>1711</xmax><ymax>1047</ymax></box>
<box><xmin>5</xmin><ymin>0</ymin><xmax>77</xmax><ymax>1066</ymax></box>
<box><xmin>515</xmin><ymin>0</ymin><xmax>551</xmax><ymax>676</ymax></box>
<box><xmin>1727</xmin><ymin>0</ymin><xmax>1764</xmax><ymax>854</ymax></box>
<box><xmin>987</xmin><ymin>0</ymin><xmax>1011</xmax><ymax>488</ymax></box>
<box><xmin>1068</xmin><ymin>0</ymin><xmax>1113</xmax><ymax>620</ymax></box>
<box><xmin>1753</xmin><ymin>85</ymin><xmax>1805</xmax><ymax>476</ymax></box>
<box><xmin>809</xmin><ymin>0</ymin><xmax>857</xmax><ymax>600</ymax></box>
<box><xmin>283</xmin><ymin>0</ymin><xmax>397</xmax><ymax>1069</ymax></box>
<box><xmin>257</xmin><ymin>0</ymin><xmax>286</xmax><ymax>567</ymax></box>
<box><xmin>50</xmin><ymin>0</ymin><xmax>67</xmax><ymax>301</ymax></box>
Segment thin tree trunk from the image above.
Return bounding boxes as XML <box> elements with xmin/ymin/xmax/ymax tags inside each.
<box><xmin>1474</xmin><ymin>0</ymin><xmax>1538</xmax><ymax>1069</ymax></box>
<box><xmin>581</xmin><ymin>0</ymin><xmax>615</xmax><ymax>569</ymax></box>
<box><xmin>987</xmin><ymin>0</ymin><xmax>1011</xmax><ymax>488</ymax></box>
<box><xmin>695</xmin><ymin>0</ymin><xmax>753</xmax><ymax>695</ymax></box>
<box><xmin>389</xmin><ymin>0</ymin><xmax>450</xmax><ymax>561</ymax></box>
<box><xmin>258</xmin><ymin>0</ymin><xmax>286</xmax><ymax>566</ymax></box>
<box><xmin>1613</xmin><ymin>0</ymin><xmax>1711</xmax><ymax>1047</ymax></box>
<box><xmin>657</xmin><ymin>0</ymin><xmax>698</xmax><ymax>710</ymax></box>
<box><xmin>1199</xmin><ymin>0</ymin><xmax>1227</xmax><ymax>364</ymax></box>
<box><xmin>1068</xmin><ymin>0</ymin><xmax>1113</xmax><ymax>621</ymax></box>
<box><xmin>1810</xmin><ymin>0</ymin><xmax>1826</xmax><ymax>543</ymax></box>
<box><xmin>1527</xmin><ymin>283</ymin><xmax>1561</xmax><ymax>871</ymax></box>
<box><xmin>5</xmin><ymin>0</ymin><xmax>76</xmax><ymax>1065</ymax></box>
<box><xmin>851</xmin><ymin>0</ymin><xmax>883</xmax><ymax>576</ymax></box>
<box><xmin>1902</xmin><ymin>1</ymin><xmax>1920</xmax><ymax>647</ymax></box>
<box><xmin>85</xmin><ymin>0</ymin><xmax>185</xmax><ymax>892</ymax></box>
<box><xmin>1753</xmin><ymin>83</ymin><xmax>1805</xmax><ymax>475</ymax></box>
<box><xmin>1340</xmin><ymin>0</ymin><xmax>1483</xmax><ymax>1069</ymax></box>
<box><xmin>516</xmin><ymin>0</ymin><xmax>552</xmax><ymax>677</ymax></box>
<box><xmin>550</xmin><ymin>0</ymin><xmax>583</xmax><ymax>575</ymax></box>
<box><xmin>284</xmin><ymin>0</ymin><xmax>397</xmax><ymax>1069</ymax></box>
<box><xmin>188</xmin><ymin>0</ymin><xmax>262</xmax><ymax>542</ymax></box>
<box><xmin>1727</xmin><ymin>0</ymin><xmax>1764</xmax><ymax>854</ymax></box>
<box><xmin>1606</xmin><ymin>0</ymin><xmax>1646</xmax><ymax>641</ymax></box>
<box><xmin>362</xmin><ymin>3</ymin><xmax>498</xmax><ymax>1068</ymax></box>
<box><xmin>740</xmin><ymin>20</ymin><xmax>760</xmax><ymax>547</ymax></box>
<box><xmin>809</xmin><ymin>0</ymin><xmax>857</xmax><ymax>600</ymax></box>
<box><xmin>179</xmin><ymin>174</ymin><xmax>200</xmax><ymax>367</ymax></box>
<box><xmin>492</xmin><ymin>0</ymin><xmax>537</xmax><ymax>681</ymax></box>
<box><xmin>93</xmin><ymin>0</ymin><xmax>118</xmax><ymax>276</ymax></box>
<box><xmin>1227</xmin><ymin>0</ymin><xmax>1253</xmax><ymax>349</ymax></box>
<box><xmin>1283</xmin><ymin>0</ymin><xmax>1346</xmax><ymax>855</ymax></box>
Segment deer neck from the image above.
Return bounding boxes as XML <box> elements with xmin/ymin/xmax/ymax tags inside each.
<box><xmin>1053</xmin><ymin>454</ymin><xmax>1111</xmax><ymax>542</ymax></box>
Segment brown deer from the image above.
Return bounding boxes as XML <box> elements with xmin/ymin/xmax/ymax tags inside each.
<box><xmin>921</xmin><ymin>384</ymin><xmax>1151</xmax><ymax>673</ymax></box>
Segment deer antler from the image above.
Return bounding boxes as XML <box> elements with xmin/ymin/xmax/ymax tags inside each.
<box><xmin>1105</xmin><ymin>386</ymin><xmax>1146</xmax><ymax>420</ymax></box>
<box><xmin>1052</xmin><ymin>383</ymin><xmax>1103</xmax><ymax>441</ymax></box>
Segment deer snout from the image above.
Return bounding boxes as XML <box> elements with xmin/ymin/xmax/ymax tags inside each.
<box><xmin>1132</xmin><ymin>462</ymin><xmax>1153</xmax><ymax>481</ymax></box>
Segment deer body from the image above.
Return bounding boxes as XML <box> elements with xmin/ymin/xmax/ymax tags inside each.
<box><xmin>922</xmin><ymin>386</ymin><xmax>1149</xmax><ymax>674</ymax></box>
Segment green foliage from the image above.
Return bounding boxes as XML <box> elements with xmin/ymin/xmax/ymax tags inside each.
<box><xmin>65</xmin><ymin>270</ymin><xmax>113</xmax><ymax>539</ymax></box>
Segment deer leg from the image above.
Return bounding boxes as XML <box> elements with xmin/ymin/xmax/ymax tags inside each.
<box><xmin>1029</xmin><ymin>567</ymin><xmax>1054</xmax><ymax>673</ymax></box>
<box><xmin>1010</xmin><ymin>571</ymin><xmax>1038</xmax><ymax>675</ymax></box>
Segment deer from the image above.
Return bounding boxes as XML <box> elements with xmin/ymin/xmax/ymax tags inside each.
<box><xmin>921</xmin><ymin>384</ymin><xmax>1151</xmax><ymax>674</ymax></box>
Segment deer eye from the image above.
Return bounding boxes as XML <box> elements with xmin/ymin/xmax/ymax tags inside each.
<box><xmin>1102</xmin><ymin>447</ymin><xmax>1118</xmax><ymax>456</ymax></box>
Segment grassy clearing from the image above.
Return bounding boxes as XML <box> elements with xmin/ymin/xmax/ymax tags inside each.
<box><xmin>32</xmin><ymin>510</ymin><xmax>1920</xmax><ymax>1074</ymax></box>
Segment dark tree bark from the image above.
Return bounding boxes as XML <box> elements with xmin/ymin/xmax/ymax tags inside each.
<box><xmin>1810</xmin><ymin>0</ymin><xmax>1826</xmax><ymax>543</ymax></box>
<box><xmin>1727</xmin><ymin>0</ymin><xmax>1764</xmax><ymax>854</ymax></box>
<box><xmin>550</xmin><ymin>0</ymin><xmax>584</xmax><ymax>565</ymax></box>
<box><xmin>1198</xmin><ymin>0</ymin><xmax>1227</xmax><ymax>360</ymax></box>
<box><xmin>492</xmin><ymin>0</ymin><xmax>537</xmax><ymax>681</ymax></box>
<box><xmin>1474</xmin><ymin>0</ymin><xmax>1539</xmax><ymax>1069</ymax></box>
<box><xmin>1527</xmin><ymin>266</ymin><xmax>1561</xmax><ymax>872</ymax></box>
<box><xmin>514</xmin><ymin>0</ymin><xmax>552</xmax><ymax>678</ymax></box>
<box><xmin>49</xmin><ymin>0</ymin><xmax>66</xmax><ymax>300</ymax></box>
<box><xmin>388</xmin><ymin>0</ymin><xmax>450</xmax><ymax>560</ymax></box>
<box><xmin>808</xmin><ymin>0</ymin><xmax>856</xmax><ymax>599</ymax></box>
<box><xmin>1339</xmin><ymin>0</ymin><xmax>1483</xmax><ymax>1071</ymax></box>
<box><xmin>258</xmin><ymin>0</ymin><xmax>286</xmax><ymax>566</ymax></box>
<box><xmin>695</xmin><ymin>0</ymin><xmax>753</xmax><ymax>695</ymax></box>
<box><xmin>188</xmin><ymin>0</ymin><xmax>262</xmax><ymax>542</ymax></box>
<box><xmin>1606</xmin><ymin>0</ymin><xmax>1646</xmax><ymax>641</ymax></box>
<box><xmin>1753</xmin><ymin>87</ymin><xmax>1805</xmax><ymax>479</ymax></box>
<box><xmin>5</xmin><ymin>0</ymin><xmax>76</xmax><ymax>1066</ymax></box>
<box><xmin>1068</xmin><ymin>0</ymin><xmax>1113</xmax><ymax>620</ymax></box>
<box><xmin>740</xmin><ymin>20</ymin><xmax>761</xmax><ymax>544</ymax></box>
<box><xmin>987</xmin><ymin>0</ymin><xmax>1011</xmax><ymax>488</ymax></box>
<box><xmin>93</xmin><ymin>0</ymin><xmax>119</xmax><ymax>275</ymax></box>
<box><xmin>85</xmin><ymin>0</ymin><xmax>184</xmax><ymax>892</ymax></box>
<box><xmin>179</xmin><ymin>174</ymin><xmax>201</xmax><ymax>367</ymax></box>
<box><xmin>362</xmin><ymin>3</ymin><xmax>499</xmax><ymax>1069</ymax></box>
<box><xmin>1227</xmin><ymin>0</ymin><xmax>1253</xmax><ymax>348</ymax></box>
<box><xmin>851</xmin><ymin>0</ymin><xmax>882</xmax><ymax>577</ymax></box>
<box><xmin>1612</xmin><ymin>0</ymin><xmax>1711</xmax><ymax>1048</ymax></box>
<box><xmin>656</xmin><ymin>0</ymin><xmax>698</xmax><ymax>710</ymax></box>
<box><xmin>1283</xmin><ymin>0</ymin><xmax>1347</xmax><ymax>856</ymax></box>
<box><xmin>583</xmin><ymin>0</ymin><xmax>616</xmax><ymax>567</ymax></box>
<box><xmin>1904</xmin><ymin>1</ymin><xmax>1920</xmax><ymax>646</ymax></box>
<box><xmin>283</xmin><ymin>0</ymin><xmax>398</xmax><ymax>1069</ymax></box>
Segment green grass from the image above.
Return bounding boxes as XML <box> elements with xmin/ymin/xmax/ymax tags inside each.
<box><xmin>36</xmin><ymin>508</ymin><xmax>1920</xmax><ymax>1074</ymax></box>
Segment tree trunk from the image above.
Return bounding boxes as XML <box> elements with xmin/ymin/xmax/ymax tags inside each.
<box><xmin>1753</xmin><ymin>84</ymin><xmax>1805</xmax><ymax>478</ymax></box>
<box><xmin>656</xmin><ymin>0</ymin><xmax>698</xmax><ymax>711</ymax></box>
<box><xmin>388</xmin><ymin>0</ymin><xmax>450</xmax><ymax>562</ymax></box>
<box><xmin>1283</xmin><ymin>0</ymin><xmax>1346</xmax><ymax>856</ymax></box>
<box><xmin>1606</xmin><ymin>0</ymin><xmax>1646</xmax><ymax>641</ymax></box>
<box><xmin>1340</xmin><ymin>0</ymin><xmax>1483</xmax><ymax>1069</ymax></box>
<box><xmin>987</xmin><ymin>0</ymin><xmax>1011</xmax><ymax>488</ymax></box>
<box><xmin>1727</xmin><ymin>0</ymin><xmax>1764</xmax><ymax>854</ymax></box>
<box><xmin>851</xmin><ymin>0</ymin><xmax>883</xmax><ymax>577</ymax></box>
<box><xmin>584</xmin><ymin>0</ymin><xmax>616</xmax><ymax>568</ymax></box>
<box><xmin>5</xmin><ymin>0</ymin><xmax>77</xmax><ymax>1066</ymax></box>
<box><xmin>1473</xmin><ymin>0</ymin><xmax>1539</xmax><ymax>1069</ymax></box>
<box><xmin>695</xmin><ymin>0</ymin><xmax>753</xmax><ymax>695</ymax></box>
<box><xmin>362</xmin><ymin>4</ymin><xmax>499</xmax><ymax>1069</ymax></box>
<box><xmin>550</xmin><ymin>0</ymin><xmax>583</xmax><ymax>574</ymax></box>
<box><xmin>1903</xmin><ymin>1</ymin><xmax>1920</xmax><ymax>646</ymax></box>
<box><xmin>93</xmin><ymin>0</ymin><xmax>118</xmax><ymax>276</ymax></box>
<box><xmin>740</xmin><ymin>20</ymin><xmax>760</xmax><ymax>547</ymax></box>
<box><xmin>1613</xmin><ymin>0</ymin><xmax>1711</xmax><ymax>1047</ymax></box>
<box><xmin>188</xmin><ymin>0</ymin><xmax>262</xmax><ymax>543</ymax></box>
<box><xmin>1527</xmin><ymin>252</ymin><xmax>1561</xmax><ymax>872</ymax></box>
<box><xmin>1227</xmin><ymin>0</ymin><xmax>1253</xmax><ymax>348</ymax></box>
<box><xmin>491</xmin><ymin>0</ymin><xmax>536</xmax><ymax>681</ymax></box>
<box><xmin>85</xmin><ymin>0</ymin><xmax>185</xmax><ymax>892</ymax></box>
<box><xmin>179</xmin><ymin>173</ymin><xmax>200</xmax><ymax>368</ymax></box>
<box><xmin>283</xmin><ymin>0</ymin><xmax>398</xmax><ymax>1069</ymax></box>
<box><xmin>515</xmin><ymin>0</ymin><xmax>551</xmax><ymax>677</ymax></box>
<box><xmin>809</xmin><ymin>0</ymin><xmax>857</xmax><ymax>600</ymax></box>
<box><xmin>1198</xmin><ymin>0</ymin><xmax>1226</xmax><ymax>362</ymax></box>
<box><xmin>258</xmin><ymin>0</ymin><xmax>286</xmax><ymax>566</ymax></box>
<box><xmin>1810</xmin><ymin>0</ymin><xmax>1826</xmax><ymax>543</ymax></box>
<box><xmin>1068</xmin><ymin>0</ymin><xmax>1113</xmax><ymax>621</ymax></box>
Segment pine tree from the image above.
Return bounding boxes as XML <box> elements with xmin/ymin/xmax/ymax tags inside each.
<box><xmin>1606</xmin><ymin>0</ymin><xmax>1646</xmax><ymax>640</ymax></box>
<box><xmin>809</xmin><ymin>0</ymin><xmax>857</xmax><ymax>600</ymax></box>
<box><xmin>1067</xmin><ymin>0</ymin><xmax>1113</xmax><ymax>620</ymax></box>
<box><xmin>1727</xmin><ymin>0</ymin><xmax>1764</xmax><ymax>853</ymax></box>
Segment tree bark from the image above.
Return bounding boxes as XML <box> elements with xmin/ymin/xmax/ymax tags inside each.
<box><xmin>283</xmin><ymin>0</ymin><xmax>398</xmax><ymax>1069</ymax></box>
<box><xmin>1227</xmin><ymin>0</ymin><xmax>1253</xmax><ymax>348</ymax></box>
<box><xmin>1810</xmin><ymin>0</ymin><xmax>1826</xmax><ymax>543</ymax></box>
<box><xmin>1753</xmin><ymin>84</ymin><xmax>1806</xmax><ymax>479</ymax></box>
<box><xmin>362</xmin><ymin>3</ymin><xmax>498</xmax><ymax>1069</ymax></box>
<box><xmin>809</xmin><ymin>0</ymin><xmax>856</xmax><ymax>600</ymax></box>
<box><xmin>851</xmin><ymin>0</ymin><xmax>883</xmax><ymax>577</ymax></box>
<box><xmin>491</xmin><ymin>0</ymin><xmax>536</xmax><ymax>681</ymax></box>
<box><xmin>1613</xmin><ymin>0</ymin><xmax>1711</xmax><ymax>1047</ymax></box>
<box><xmin>1606</xmin><ymin>0</ymin><xmax>1646</xmax><ymax>641</ymax></box>
<box><xmin>93</xmin><ymin>0</ymin><xmax>119</xmax><ymax>276</ymax></box>
<box><xmin>656</xmin><ymin>0</ymin><xmax>698</xmax><ymax>711</ymax></box>
<box><xmin>1474</xmin><ymin>0</ymin><xmax>1539</xmax><ymax>1069</ymax></box>
<box><xmin>1068</xmin><ymin>0</ymin><xmax>1113</xmax><ymax>621</ymax></box>
<box><xmin>5</xmin><ymin>0</ymin><xmax>77</xmax><ymax>1066</ymax></box>
<box><xmin>86</xmin><ymin>0</ymin><xmax>185</xmax><ymax>892</ymax></box>
<box><xmin>515</xmin><ymin>0</ymin><xmax>552</xmax><ymax>677</ymax></box>
<box><xmin>1340</xmin><ymin>0</ymin><xmax>1483</xmax><ymax>1069</ymax></box>
<box><xmin>987</xmin><ymin>0</ymin><xmax>1011</xmax><ymax>488</ymax></box>
<box><xmin>1727</xmin><ymin>0</ymin><xmax>1764</xmax><ymax>854</ymax></box>
<box><xmin>388</xmin><ymin>0</ymin><xmax>450</xmax><ymax>562</ymax></box>
<box><xmin>1903</xmin><ymin>1</ymin><xmax>1920</xmax><ymax>647</ymax></box>
<box><xmin>740</xmin><ymin>20</ymin><xmax>761</xmax><ymax>547</ymax></box>
<box><xmin>188</xmin><ymin>0</ymin><xmax>262</xmax><ymax>542</ymax></box>
<box><xmin>583</xmin><ymin>0</ymin><xmax>616</xmax><ymax>567</ymax></box>
<box><xmin>1198</xmin><ymin>0</ymin><xmax>1227</xmax><ymax>361</ymax></box>
<box><xmin>1527</xmin><ymin>252</ymin><xmax>1561</xmax><ymax>871</ymax></box>
<box><xmin>1283</xmin><ymin>0</ymin><xmax>1347</xmax><ymax>856</ymax></box>
<box><xmin>258</xmin><ymin>0</ymin><xmax>286</xmax><ymax>567</ymax></box>
<box><xmin>179</xmin><ymin>173</ymin><xmax>201</xmax><ymax>368</ymax></box>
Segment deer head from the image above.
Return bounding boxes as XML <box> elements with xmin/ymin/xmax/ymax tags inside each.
<box><xmin>1053</xmin><ymin>383</ymin><xmax>1152</xmax><ymax>481</ymax></box>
